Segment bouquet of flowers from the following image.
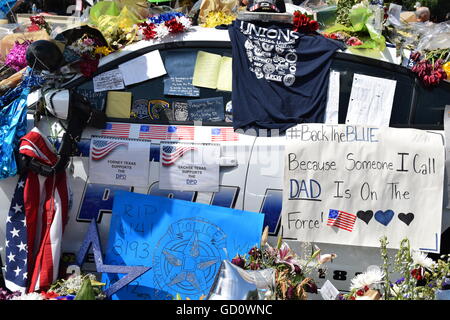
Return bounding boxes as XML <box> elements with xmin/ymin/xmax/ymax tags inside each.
<box><xmin>66</xmin><ymin>35</ymin><xmax>112</xmax><ymax>78</ymax></box>
<box><xmin>292</xmin><ymin>12</ymin><xmax>319</xmax><ymax>34</ymax></box>
<box><xmin>4</xmin><ymin>41</ymin><xmax>32</xmax><ymax>71</ymax></box>
<box><xmin>410</xmin><ymin>49</ymin><xmax>449</xmax><ymax>87</ymax></box>
<box><xmin>231</xmin><ymin>231</ymin><xmax>336</xmax><ymax>300</ymax></box>
<box><xmin>342</xmin><ymin>237</ymin><xmax>450</xmax><ymax>300</ymax></box>
<box><xmin>137</xmin><ymin>12</ymin><xmax>192</xmax><ymax>42</ymax></box>
<box><xmin>27</xmin><ymin>15</ymin><xmax>51</xmax><ymax>34</ymax></box>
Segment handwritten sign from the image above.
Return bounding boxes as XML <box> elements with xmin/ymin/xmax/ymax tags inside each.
<box><xmin>103</xmin><ymin>191</ymin><xmax>264</xmax><ymax>300</ymax></box>
<box><xmin>159</xmin><ymin>142</ymin><xmax>220</xmax><ymax>192</ymax></box>
<box><xmin>187</xmin><ymin>97</ymin><xmax>224</xmax><ymax>122</ymax></box>
<box><xmin>163</xmin><ymin>51</ymin><xmax>200</xmax><ymax>97</ymax></box>
<box><xmin>89</xmin><ymin>136</ymin><xmax>151</xmax><ymax>187</ymax></box>
<box><xmin>282</xmin><ymin>124</ymin><xmax>444</xmax><ymax>251</ymax></box>
<box><xmin>76</xmin><ymin>89</ymin><xmax>107</xmax><ymax>112</ymax></box>
<box><xmin>93</xmin><ymin>69</ymin><xmax>125</xmax><ymax>92</ymax></box>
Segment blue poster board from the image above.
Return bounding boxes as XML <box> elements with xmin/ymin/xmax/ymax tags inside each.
<box><xmin>103</xmin><ymin>191</ymin><xmax>264</xmax><ymax>300</ymax></box>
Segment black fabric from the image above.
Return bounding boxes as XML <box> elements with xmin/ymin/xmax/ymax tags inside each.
<box><xmin>228</xmin><ymin>19</ymin><xmax>345</xmax><ymax>134</ymax></box>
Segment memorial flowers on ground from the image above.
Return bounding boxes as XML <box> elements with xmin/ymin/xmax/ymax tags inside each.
<box><xmin>342</xmin><ymin>237</ymin><xmax>450</xmax><ymax>300</ymax></box>
<box><xmin>231</xmin><ymin>229</ymin><xmax>336</xmax><ymax>300</ymax></box>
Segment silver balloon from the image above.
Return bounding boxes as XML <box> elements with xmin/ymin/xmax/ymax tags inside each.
<box><xmin>207</xmin><ymin>260</ymin><xmax>275</xmax><ymax>300</ymax></box>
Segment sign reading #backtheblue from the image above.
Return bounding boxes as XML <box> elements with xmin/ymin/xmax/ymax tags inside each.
<box><xmin>103</xmin><ymin>191</ymin><xmax>264</xmax><ymax>300</ymax></box>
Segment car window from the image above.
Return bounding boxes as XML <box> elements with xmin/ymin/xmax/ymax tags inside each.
<box><xmin>411</xmin><ymin>82</ymin><xmax>450</xmax><ymax>129</ymax></box>
<box><xmin>75</xmin><ymin>47</ymin><xmax>233</xmax><ymax>126</ymax></box>
<box><xmin>330</xmin><ymin>57</ymin><xmax>414</xmax><ymax>127</ymax></box>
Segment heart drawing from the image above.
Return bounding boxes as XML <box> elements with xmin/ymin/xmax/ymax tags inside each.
<box><xmin>374</xmin><ymin>210</ymin><xmax>394</xmax><ymax>226</ymax></box>
<box><xmin>398</xmin><ymin>212</ymin><xmax>414</xmax><ymax>226</ymax></box>
<box><xmin>357</xmin><ymin>210</ymin><xmax>373</xmax><ymax>224</ymax></box>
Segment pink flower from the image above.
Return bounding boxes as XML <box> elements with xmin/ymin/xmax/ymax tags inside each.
<box><xmin>346</xmin><ymin>37</ymin><xmax>363</xmax><ymax>46</ymax></box>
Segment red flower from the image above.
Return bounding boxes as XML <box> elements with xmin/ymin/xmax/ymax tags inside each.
<box><xmin>292</xmin><ymin>11</ymin><xmax>319</xmax><ymax>33</ymax></box>
<box><xmin>41</xmin><ymin>291</ymin><xmax>59</xmax><ymax>300</ymax></box>
<box><xmin>346</xmin><ymin>37</ymin><xmax>363</xmax><ymax>46</ymax></box>
<box><xmin>356</xmin><ymin>289</ymin><xmax>365</xmax><ymax>296</ymax></box>
<box><xmin>79</xmin><ymin>55</ymin><xmax>100</xmax><ymax>78</ymax></box>
<box><xmin>165</xmin><ymin>19</ymin><xmax>185</xmax><ymax>33</ymax></box>
<box><xmin>27</xmin><ymin>24</ymin><xmax>41</xmax><ymax>32</ymax></box>
<box><xmin>231</xmin><ymin>255</ymin><xmax>246</xmax><ymax>268</ymax></box>
<box><xmin>364</xmin><ymin>285</ymin><xmax>370</xmax><ymax>292</ymax></box>
<box><xmin>411</xmin><ymin>268</ymin><xmax>424</xmax><ymax>281</ymax></box>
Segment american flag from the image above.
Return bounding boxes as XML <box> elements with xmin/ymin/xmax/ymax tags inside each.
<box><xmin>327</xmin><ymin>209</ymin><xmax>357</xmax><ymax>232</ymax></box>
<box><xmin>101</xmin><ymin>122</ymin><xmax>130</xmax><ymax>138</ymax></box>
<box><xmin>166</xmin><ymin>125</ymin><xmax>195</xmax><ymax>141</ymax></box>
<box><xmin>161</xmin><ymin>145</ymin><xmax>196</xmax><ymax>166</ymax></box>
<box><xmin>5</xmin><ymin>128</ymin><xmax>69</xmax><ymax>293</ymax></box>
<box><xmin>138</xmin><ymin>125</ymin><xmax>167</xmax><ymax>140</ymax></box>
<box><xmin>91</xmin><ymin>139</ymin><xmax>128</xmax><ymax>161</ymax></box>
<box><xmin>211</xmin><ymin>128</ymin><xmax>239</xmax><ymax>142</ymax></box>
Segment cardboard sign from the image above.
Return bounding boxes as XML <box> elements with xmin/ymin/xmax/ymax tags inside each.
<box><xmin>103</xmin><ymin>191</ymin><xmax>264</xmax><ymax>300</ymax></box>
<box><xmin>282</xmin><ymin>124</ymin><xmax>444</xmax><ymax>252</ymax></box>
<box><xmin>159</xmin><ymin>142</ymin><xmax>220</xmax><ymax>192</ymax></box>
<box><xmin>187</xmin><ymin>97</ymin><xmax>224</xmax><ymax>122</ymax></box>
<box><xmin>89</xmin><ymin>136</ymin><xmax>151</xmax><ymax>187</ymax></box>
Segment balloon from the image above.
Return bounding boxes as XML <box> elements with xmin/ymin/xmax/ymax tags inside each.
<box><xmin>26</xmin><ymin>40</ymin><xmax>63</xmax><ymax>72</ymax></box>
<box><xmin>207</xmin><ymin>260</ymin><xmax>275</xmax><ymax>300</ymax></box>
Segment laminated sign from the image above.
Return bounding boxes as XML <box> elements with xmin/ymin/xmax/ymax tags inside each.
<box><xmin>89</xmin><ymin>136</ymin><xmax>151</xmax><ymax>187</ymax></box>
<box><xmin>282</xmin><ymin>124</ymin><xmax>444</xmax><ymax>252</ymax></box>
<box><xmin>159</xmin><ymin>142</ymin><xmax>220</xmax><ymax>192</ymax></box>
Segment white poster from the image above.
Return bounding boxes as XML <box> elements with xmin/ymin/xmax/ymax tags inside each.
<box><xmin>324</xmin><ymin>71</ymin><xmax>340</xmax><ymax>124</ymax></box>
<box><xmin>89</xmin><ymin>136</ymin><xmax>151</xmax><ymax>187</ymax></box>
<box><xmin>345</xmin><ymin>74</ymin><xmax>397</xmax><ymax>127</ymax></box>
<box><xmin>282</xmin><ymin>124</ymin><xmax>444</xmax><ymax>252</ymax></box>
<box><xmin>159</xmin><ymin>142</ymin><xmax>220</xmax><ymax>192</ymax></box>
<box><xmin>444</xmin><ymin>105</ymin><xmax>450</xmax><ymax>209</ymax></box>
<box><xmin>93</xmin><ymin>69</ymin><xmax>125</xmax><ymax>92</ymax></box>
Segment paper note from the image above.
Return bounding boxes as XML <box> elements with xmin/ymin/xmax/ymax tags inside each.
<box><xmin>192</xmin><ymin>51</ymin><xmax>222</xmax><ymax>89</ymax></box>
<box><xmin>103</xmin><ymin>191</ymin><xmax>264</xmax><ymax>300</ymax></box>
<box><xmin>93</xmin><ymin>69</ymin><xmax>125</xmax><ymax>92</ymax></box>
<box><xmin>324</xmin><ymin>71</ymin><xmax>340</xmax><ymax>124</ymax></box>
<box><xmin>118</xmin><ymin>50</ymin><xmax>167</xmax><ymax>86</ymax></box>
<box><xmin>159</xmin><ymin>142</ymin><xmax>220</xmax><ymax>192</ymax></box>
<box><xmin>320</xmin><ymin>280</ymin><xmax>340</xmax><ymax>300</ymax></box>
<box><xmin>89</xmin><ymin>136</ymin><xmax>151</xmax><ymax>187</ymax></box>
<box><xmin>345</xmin><ymin>74</ymin><xmax>397</xmax><ymax>127</ymax></box>
<box><xmin>163</xmin><ymin>51</ymin><xmax>200</xmax><ymax>97</ymax></box>
<box><xmin>106</xmin><ymin>91</ymin><xmax>132</xmax><ymax>118</ymax></box>
<box><xmin>187</xmin><ymin>97</ymin><xmax>224</xmax><ymax>122</ymax></box>
<box><xmin>217</xmin><ymin>56</ymin><xmax>233</xmax><ymax>92</ymax></box>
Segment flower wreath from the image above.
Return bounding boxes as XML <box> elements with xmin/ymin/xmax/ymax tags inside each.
<box><xmin>137</xmin><ymin>12</ymin><xmax>192</xmax><ymax>41</ymax></box>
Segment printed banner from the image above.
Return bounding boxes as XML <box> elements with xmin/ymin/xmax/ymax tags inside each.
<box><xmin>89</xmin><ymin>136</ymin><xmax>151</xmax><ymax>187</ymax></box>
<box><xmin>103</xmin><ymin>191</ymin><xmax>264</xmax><ymax>300</ymax></box>
<box><xmin>159</xmin><ymin>142</ymin><xmax>220</xmax><ymax>192</ymax></box>
<box><xmin>282</xmin><ymin>124</ymin><xmax>444</xmax><ymax>251</ymax></box>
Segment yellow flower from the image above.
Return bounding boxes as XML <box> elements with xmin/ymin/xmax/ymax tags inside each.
<box><xmin>443</xmin><ymin>61</ymin><xmax>450</xmax><ymax>79</ymax></box>
<box><xmin>95</xmin><ymin>46</ymin><xmax>112</xmax><ymax>56</ymax></box>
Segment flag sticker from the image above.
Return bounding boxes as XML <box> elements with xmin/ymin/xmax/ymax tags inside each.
<box><xmin>327</xmin><ymin>209</ymin><xmax>357</xmax><ymax>232</ymax></box>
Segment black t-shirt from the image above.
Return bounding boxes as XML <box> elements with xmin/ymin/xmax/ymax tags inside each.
<box><xmin>228</xmin><ymin>19</ymin><xmax>345</xmax><ymax>134</ymax></box>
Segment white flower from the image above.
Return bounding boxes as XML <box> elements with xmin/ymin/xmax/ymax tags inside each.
<box><xmin>411</xmin><ymin>250</ymin><xmax>436</xmax><ymax>270</ymax></box>
<box><xmin>154</xmin><ymin>24</ymin><xmax>169</xmax><ymax>39</ymax></box>
<box><xmin>10</xmin><ymin>292</ymin><xmax>44</xmax><ymax>300</ymax></box>
<box><xmin>176</xmin><ymin>16</ymin><xmax>192</xmax><ymax>29</ymax></box>
<box><xmin>350</xmin><ymin>268</ymin><xmax>385</xmax><ymax>290</ymax></box>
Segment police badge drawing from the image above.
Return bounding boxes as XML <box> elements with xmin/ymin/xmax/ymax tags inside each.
<box><xmin>89</xmin><ymin>136</ymin><xmax>151</xmax><ymax>187</ymax></box>
<box><xmin>103</xmin><ymin>191</ymin><xmax>264</xmax><ymax>300</ymax></box>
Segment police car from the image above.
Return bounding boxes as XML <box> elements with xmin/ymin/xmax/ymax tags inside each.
<box><xmin>0</xmin><ymin>26</ymin><xmax>449</xmax><ymax>295</ymax></box>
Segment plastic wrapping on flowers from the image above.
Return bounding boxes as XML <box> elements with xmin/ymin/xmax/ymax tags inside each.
<box><xmin>89</xmin><ymin>3</ymin><xmax>141</xmax><ymax>50</ymax></box>
<box><xmin>4</xmin><ymin>41</ymin><xmax>32</xmax><ymax>71</ymax></box>
<box><xmin>324</xmin><ymin>6</ymin><xmax>386</xmax><ymax>53</ymax></box>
